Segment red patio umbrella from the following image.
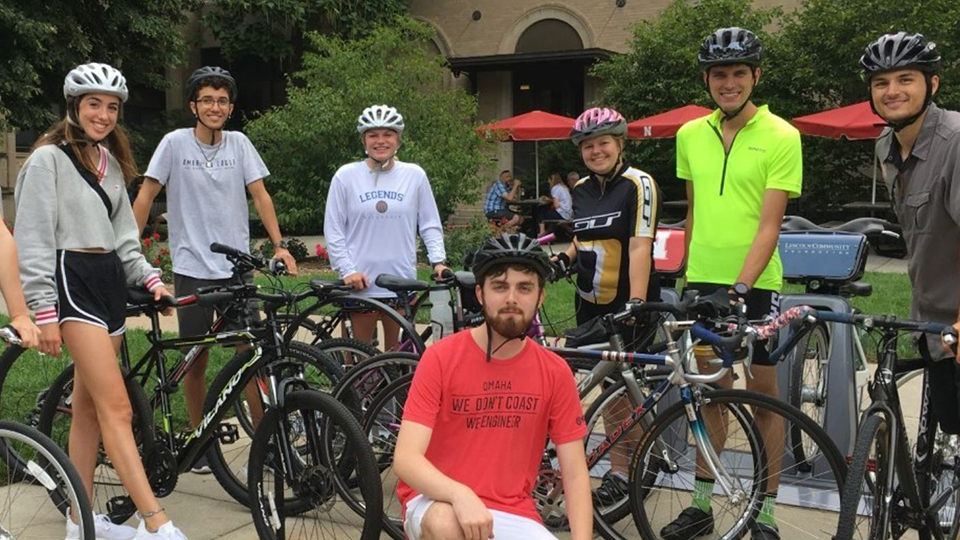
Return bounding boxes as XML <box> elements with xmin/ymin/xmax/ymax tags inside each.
<box><xmin>627</xmin><ymin>105</ymin><xmax>713</xmax><ymax>139</ymax></box>
<box><xmin>792</xmin><ymin>101</ymin><xmax>884</xmax><ymax>140</ymax></box>
<box><xmin>792</xmin><ymin>101</ymin><xmax>886</xmax><ymax>202</ymax></box>
<box><xmin>476</xmin><ymin>110</ymin><xmax>576</xmax><ymax>196</ymax></box>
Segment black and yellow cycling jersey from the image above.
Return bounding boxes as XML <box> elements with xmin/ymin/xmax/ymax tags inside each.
<box><xmin>571</xmin><ymin>162</ymin><xmax>661</xmax><ymax>323</ymax></box>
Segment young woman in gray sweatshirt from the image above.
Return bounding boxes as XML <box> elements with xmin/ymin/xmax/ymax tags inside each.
<box><xmin>13</xmin><ymin>63</ymin><xmax>188</xmax><ymax>540</ymax></box>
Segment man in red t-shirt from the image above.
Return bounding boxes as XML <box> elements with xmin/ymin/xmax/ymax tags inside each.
<box><xmin>394</xmin><ymin>234</ymin><xmax>591</xmax><ymax>540</ymax></box>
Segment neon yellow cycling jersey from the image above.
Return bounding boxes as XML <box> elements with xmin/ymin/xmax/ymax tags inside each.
<box><xmin>676</xmin><ymin>105</ymin><xmax>802</xmax><ymax>290</ymax></box>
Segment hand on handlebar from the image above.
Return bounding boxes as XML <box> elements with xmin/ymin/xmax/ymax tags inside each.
<box><xmin>8</xmin><ymin>315</ymin><xmax>40</xmax><ymax>349</ymax></box>
<box><xmin>433</xmin><ymin>263</ymin><xmax>452</xmax><ymax>280</ymax></box>
<box><xmin>344</xmin><ymin>272</ymin><xmax>369</xmax><ymax>291</ymax></box>
<box><xmin>946</xmin><ymin>321</ymin><xmax>960</xmax><ymax>362</ymax></box>
<box><xmin>274</xmin><ymin>247</ymin><xmax>299</xmax><ymax>276</ymax></box>
<box><xmin>153</xmin><ymin>285</ymin><xmax>175</xmax><ymax>316</ymax></box>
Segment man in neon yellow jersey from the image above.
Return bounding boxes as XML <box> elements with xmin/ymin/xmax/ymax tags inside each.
<box><xmin>663</xmin><ymin>27</ymin><xmax>802</xmax><ymax>540</ymax></box>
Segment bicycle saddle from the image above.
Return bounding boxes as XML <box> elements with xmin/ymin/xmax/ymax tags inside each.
<box><xmin>375</xmin><ymin>274</ymin><xmax>430</xmax><ymax>292</ymax></box>
<box><xmin>454</xmin><ymin>271</ymin><xmax>476</xmax><ymax>290</ymax></box>
<box><xmin>563</xmin><ymin>317</ymin><xmax>609</xmax><ymax>348</ymax></box>
<box><xmin>781</xmin><ymin>215</ymin><xmax>886</xmax><ymax>237</ymax></box>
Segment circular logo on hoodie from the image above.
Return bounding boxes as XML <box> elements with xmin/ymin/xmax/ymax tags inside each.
<box><xmin>376</xmin><ymin>201</ymin><xmax>388</xmax><ymax>213</ymax></box>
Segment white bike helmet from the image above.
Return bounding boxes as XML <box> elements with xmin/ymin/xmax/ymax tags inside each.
<box><xmin>357</xmin><ymin>105</ymin><xmax>404</xmax><ymax>135</ymax></box>
<box><xmin>63</xmin><ymin>63</ymin><xmax>128</xmax><ymax>102</ymax></box>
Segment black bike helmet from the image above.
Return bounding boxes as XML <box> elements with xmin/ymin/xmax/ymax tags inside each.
<box><xmin>860</xmin><ymin>32</ymin><xmax>941</xmax><ymax>80</ymax></box>
<box><xmin>860</xmin><ymin>33</ymin><xmax>941</xmax><ymax>132</ymax></box>
<box><xmin>470</xmin><ymin>233</ymin><xmax>552</xmax><ymax>283</ymax></box>
<box><xmin>698</xmin><ymin>27</ymin><xmax>762</xmax><ymax>71</ymax></box>
<box><xmin>186</xmin><ymin>66</ymin><xmax>238</xmax><ymax>103</ymax></box>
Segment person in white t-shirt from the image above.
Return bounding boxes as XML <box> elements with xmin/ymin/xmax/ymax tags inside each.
<box><xmin>536</xmin><ymin>172</ymin><xmax>573</xmax><ymax>235</ymax></box>
<box><xmin>324</xmin><ymin>105</ymin><xmax>449</xmax><ymax>351</ymax></box>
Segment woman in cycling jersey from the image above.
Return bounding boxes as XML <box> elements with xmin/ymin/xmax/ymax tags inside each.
<box><xmin>324</xmin><ymin>105</ymin><xmax>449</xmax><ymax>351</ymax></box>
<box><xmin>14</xmin><ymin>63</ymin><xmax>186</xmax><ymax>540</ymax></box>
<box><xmin>553</xmin><ymin>106</ymin><xmax>663</xmax><ymax>508</ymax></box>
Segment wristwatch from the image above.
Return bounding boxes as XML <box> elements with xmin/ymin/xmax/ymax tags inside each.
<box><xmin>732</xmin><ymin>282</ymin><xmax>751</xmax><ymax>297</ymax></box>
<box><xmin>276</xmin><ymin>238</ymin><xmax>290</xmax><ymax>249</ymax></box>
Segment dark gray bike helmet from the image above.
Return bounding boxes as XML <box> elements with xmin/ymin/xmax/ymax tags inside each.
<box><xmin>186</xmin><ymin>66</ymin><xmax>238</xmax><ymax>102</ymax></box>
<box><xmin>699</xmin><ymin>27</ymin><xmax>762</xmax><ymax>70</ymax></box>
<box><xmin>470</xmin><ymin>233</ymin><xmax>552</xmax><ymax>283</ymax></box>
<box><xmin>861</xmin><ymin>33</ymin><xmax>941</xmax><ymax>132</ymax></box>
<box><xmin>860</xmin><ymin>32</ymin><xmax>940</xmax><ymax>80</ymax></box>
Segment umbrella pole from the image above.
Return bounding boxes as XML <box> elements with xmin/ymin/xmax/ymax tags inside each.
<box><xmin>535</xmin><ymin>140</ymin><xmax>540</xmax><ymax>199</ymax></box>
<box><xmin>871</xmin><ymin>147</ymin><xmax>878</xmax><ymax>204</ymax></box>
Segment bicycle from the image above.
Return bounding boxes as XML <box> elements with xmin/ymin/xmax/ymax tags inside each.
<box><xmin>0</xmin><ymin>326</ymin><xmax>96</xmax><ymax>539</ymax></box>
<box><xmin>794</xmin><ymin>310</ymin><xmax>960</xmax><ymax>540</ymax></box>
<box><xmin>357</xmin><ymin>297</ymin><xmax>849</xmax><ymax>540</ymax></box>
<box><xmin>35</xmin><ymin>244</ymin><xmax>348</xmax><ymax>522</ymax></box>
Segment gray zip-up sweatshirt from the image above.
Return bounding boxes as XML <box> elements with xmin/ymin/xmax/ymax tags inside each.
<box><xmin>14</xmin><ymin>144</ymin><xmax>161</xmax><ymax>323</ymax></box>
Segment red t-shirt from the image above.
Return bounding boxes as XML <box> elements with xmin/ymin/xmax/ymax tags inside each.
<box><xmin>397</xmin><ymin>330</ymin><xmax>587</xmax><ymax>522</ymax></box>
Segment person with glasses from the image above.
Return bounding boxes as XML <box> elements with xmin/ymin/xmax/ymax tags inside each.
<box><xmin>132</xmin><ymin>66</ymin><xmax>297</xmax><ymax>474</ymax></box>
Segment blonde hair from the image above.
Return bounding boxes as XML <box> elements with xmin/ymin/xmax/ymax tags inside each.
<box><xmin>32</xmin><ymin>96</ymin><xmax>138</xmax><ymax>185</ymax></box>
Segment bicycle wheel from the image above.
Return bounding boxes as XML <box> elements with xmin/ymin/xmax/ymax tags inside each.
<box><xmin>248</xmin><ymin>390</ymin><xmax>382</xmax><ymax>540</ymax></box>
<box><xmin>788</xmin><ymin>322</ymin><xmax>830</xmax><ymax>465</ymax></box>
<box><xmin>0</xmin><ymin>420</ymin><xmax>96</xmax><ymax>539</ymax></box>
<box><xmin>207</xmin><ymin>342</ymin><xmax>345</xmax><ymax>508</ymax></box>
<box><xmin>357</xmin><ymin>373</ymin><xmax>413</xmax><ymax>540</ymax></box>
<box><xmin>629</xmin><ymin>388</ymin><xmax>847</xmax><ymax>540</ymax></box>
<box><xmin>330</xmin><ymin>352</ymin><xmax>419</xmax><ymax>420</ymax></box>
<box><xmin>0</xmin><ymin>345</ymin><xmax>73</xmax><ymax>477</ymax></box>
<box><xmin>36</xmin><ymin>364</ymin><xmax>156</xmax><ymax>524</ymax></box>
<box><xmin>836</xmin><ymin>414</ymin><xmax>891</xmax><ymax>540</ymax></box>
<box><xmin>312</xmin><ymin>338</ymin><xmax>380</xmax><ymax>368</ymax></box>
<box><xmin>233</xmin><ymin>341</ymin><xmax>350</xmax><ymax>437</ymax></box>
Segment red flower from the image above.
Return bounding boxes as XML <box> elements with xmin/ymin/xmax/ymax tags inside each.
<box><xmin>153</xmin><ymin>258</ymin><xmax>161</xmax><ymax>265</ymax></box>
<box><xmin>152</xmin><ymin>232</ymin><xmax>161</xmax><ymax>241</ymax></box>
<box><xmin>315</xmin><ymin>243</ymin><xmax>328</xmax><ymax>259</ymax></box>
<box><xmin>159</xmin><ymin>248</ymin><xmax>170</xmax><ymax>256</ymax></box>
<box><xmin>143</xmin><ymin>238</ymin><xmax>152</xmax><ymax>248</ymax></box>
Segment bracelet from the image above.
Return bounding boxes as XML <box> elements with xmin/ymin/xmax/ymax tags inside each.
<box><xmin>137</xmin><ymin>508</ymin><xmax>165</xmax><ymax>519</ymax></box>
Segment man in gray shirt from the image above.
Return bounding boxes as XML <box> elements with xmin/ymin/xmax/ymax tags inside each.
<box><xmin>864</xmin><ymin>33</ymin><xmax>960</xmax><ymax>433</ymax></box>
<box><xmin>133</xmin><ymin>66</ymin><xmax>297</xmax><ymax>473</ymax></box>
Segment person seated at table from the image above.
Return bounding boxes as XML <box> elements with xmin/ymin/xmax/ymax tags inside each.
<box><xmin>537</xmin><ymin>172</ymin><xmax>573</xmax><ymax>236</ymax></box>
<box><xmin>483</xmin><ymin>169</ymin><xmax>523</xmax><ymax>229</ymax></box>
<box><xmin>565</xmin><ymin>171</ymin><xmax>581</xmax><ymax>190</ymax></box>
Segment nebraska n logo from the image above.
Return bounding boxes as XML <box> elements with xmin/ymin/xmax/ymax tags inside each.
<box><xmin>573</xmin><ymin>212</ymin><xmax>622</xmax><ymax>232</ymax></box>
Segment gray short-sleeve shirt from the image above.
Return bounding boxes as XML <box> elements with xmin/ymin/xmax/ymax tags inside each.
<box><xmin>144</xmin><ymin>128</ymin><xmax>269</xmax><ymax>279</ymax></box>
<box><xmin>877</xmin><ymin>103</ymin><xmax>960</xmax><ymax>358</ymax></box>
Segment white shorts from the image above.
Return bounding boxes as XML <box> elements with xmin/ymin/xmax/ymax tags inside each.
<box><xmin>404</xmin><ymin>494</ymin><xmax>559</xmax><ymax>540</ymax></box>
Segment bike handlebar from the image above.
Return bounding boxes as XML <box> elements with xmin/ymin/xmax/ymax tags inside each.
<box><xmin>0</xmin><ymin>326</ymin><xmax>21</xmax><ymax>347</ymax></box>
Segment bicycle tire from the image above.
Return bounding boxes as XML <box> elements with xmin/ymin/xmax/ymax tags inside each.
<box><xmin>628</xmin><ymin>388</ymin><xmax>847</xmax><ymax>540</ymax></box>
<box><xmin>788</xmin><ymin>322</ymin><xmax>830</xmax><ymax>467</ymax></box>
<box><xmin>358</xmin><ymin>373</ymin><xmax>413</xmax><ymax>540</ymax></box>
<box><xmin>312</xmin><ymin>338</ymin><xmax>381</xmax><ymax>368</ymax></box>
<box><xmin>330</xmin><ymin>352</ymin><xmax>419</xmax><ymax>420</ymax></box>
<box><xmin>0</xmin><ymin>344</ymin><xmax>72</xmax><ymax>477</ymax></box>
<box><xmin>0</xmin><ymin>419</ymin><xmax>96</xmax><ymax>539</ymax></box>
<box><xmin>206</xmin><ymin>342</ymin><xmax>345</xmax><ymax>508</ymax></box>
<box><xmin>247</xmin><ymin>389</ymin><xmax>383</xmax><ymax>540</ymax></box>
<box><xmin>232</xmin><ymin>341</ymin><xmax>349</xmax><ymax>438</ymax></box>
<box><xmin>838</xmin><ymin>414</ymin><xmax>892</xmax><ymax>540</ymax></box>
<box><xmin>36</xmin><ymin>364</ymin><xmax>156</xmax><ymax>524</ymax></box>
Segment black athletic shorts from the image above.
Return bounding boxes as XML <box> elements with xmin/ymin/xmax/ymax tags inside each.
<box><xmin>687</xmin><ymin>282</ymin><xmax>782</xmax><ymax>366</ymax></box>
<box><xmin>174</xmin><ymin>272</ymin><xmax>260</xmax><ymax>338</ymax></box>
<box><xmin>55</xmin><ymin>250</ymin><xmax>127</xmax><ymax>335</ymax></box>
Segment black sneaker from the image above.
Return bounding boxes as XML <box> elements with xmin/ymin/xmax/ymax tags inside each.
<box><xmin>593</xmin><ymin>471</ymin><xmax>629</xmax><ymax>506</ymax></box>
<box><xmin>660</xmin><ymin>506</ymin><xmax>714</xmax><ymax>540</ymax></box>
<box><xmin>751</xmin><ymin>522</ymin><xmax>780</xmax><ymax>540</ymax></box>
<box><xmin>190</xmin><ymin>453</ymin><xmax>212</xmax><ymax>475</ymax></box>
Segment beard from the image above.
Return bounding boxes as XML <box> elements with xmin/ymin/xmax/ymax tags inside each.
<box><xmin>483</xmin><ymin>304</ymin><xmax>535</xmax><ymax>340</ymax></box>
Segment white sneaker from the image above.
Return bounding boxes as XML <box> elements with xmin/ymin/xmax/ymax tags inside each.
<box><xmin>65</xmin><ymin>513</ymin><xmax>137</xmax><ymax>540</ymax></box>
<box><xmin>134</xmin><ymin>521</ymin><xmax>188</xmax><ymax>540</ymax></box>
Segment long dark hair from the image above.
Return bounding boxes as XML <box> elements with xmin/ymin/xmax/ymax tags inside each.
<box><xmin>32</xmin><ymin>95</ymin><xmax>138</xmax><ymax>185</ymax></box>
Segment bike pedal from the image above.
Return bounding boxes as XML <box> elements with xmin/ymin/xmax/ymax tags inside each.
<box><xmin>216</xmin><ymin>422</ymin><xmax>240</xmax><ymax>445</ymax></box>
<box><xmin>106</xmin><ymin>495</ymin><xmax>135</xmax><ymax>522</ymax></box>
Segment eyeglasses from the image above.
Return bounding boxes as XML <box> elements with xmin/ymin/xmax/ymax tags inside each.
<box><xmin>196</xmin><ymin>97</ymin><xmax>231</xmax><ymax>108</ymax></box>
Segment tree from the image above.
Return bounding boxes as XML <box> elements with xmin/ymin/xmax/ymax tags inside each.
<box><xmin>0</xmin><ymin>0</ymin><xmax>199</xmax><ymax>131</ymax></box>
<box><xmin>244</xmin><ymin>17</ymin><xmax>489</xmax><ymax>232</ymax></box>
<box><xmin>201</xmin><ymin>0</ymin><xmax>408</xmax><ymax>66</ymax></box>
<box><xmin>592</xmin><ymin>0</ymin><xmax>781</xmax><ymax>202</ymax></box>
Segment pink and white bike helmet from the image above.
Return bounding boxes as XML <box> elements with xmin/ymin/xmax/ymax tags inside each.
<box><xmin>571</xmin><ymin>107</ymin><xmax>627</xmax><ymax>146</ymax></box>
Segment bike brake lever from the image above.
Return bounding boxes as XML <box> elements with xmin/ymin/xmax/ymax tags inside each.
<box><xmin>743</xmin><ymin>333</ymin><xmax>756</xmax><ymax>380</ymax></box>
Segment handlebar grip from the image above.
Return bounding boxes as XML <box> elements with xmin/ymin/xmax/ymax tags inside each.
<box><xmin>158</xmin><ymin>295</ymin><xmax>178</xmax><ymax>308</ymax></box>
<box><xmin>268</xmin><ymin>258</ymin><xmax>288</xmax><ymax>276</ymax></box>
<box><xmin>0</xmin><ymin>325</ymin><xmax>21</xmax><ymax>346</ymax></box>
<box><xmin>632</xmin><ymin>302</ymin><xmax>683</xmax><ymax>318</ymax></box>
<box><xmin>441</xmin><ymin>268</ymin><xmax>455</xmax><ymax>279</ymax></box>
<box><xmin>196</xmin><ymin>291</ymin><xmax>236</xmax><ymax>307</ymax></box>
<box><xmin>209</xmin><ymin>242</ymin><xmax>242</xmax><ymax>257</ymax></box>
